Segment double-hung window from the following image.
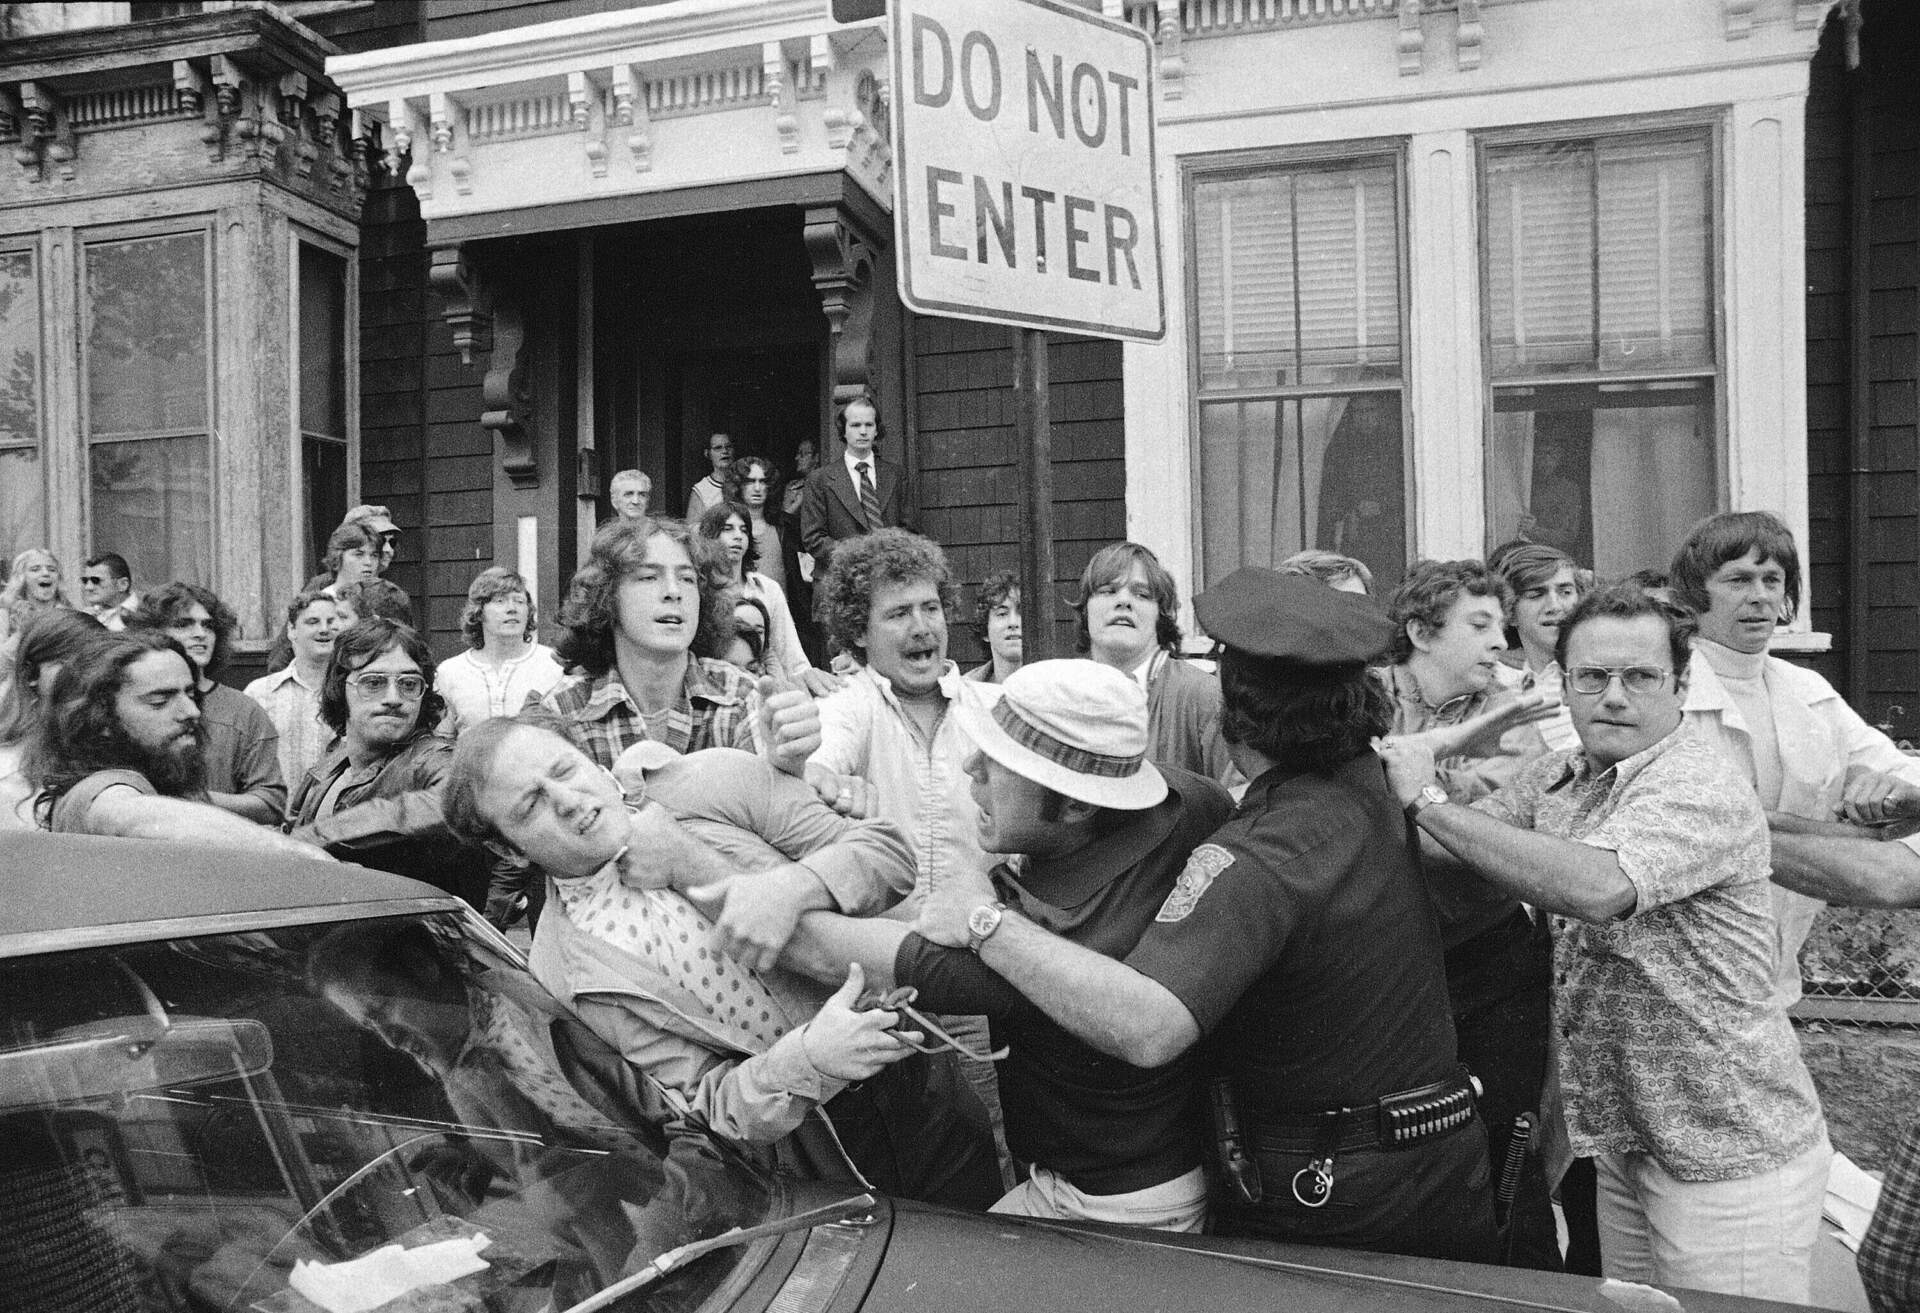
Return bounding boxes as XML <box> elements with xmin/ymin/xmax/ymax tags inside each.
<box><xmin>0</xmin><ymin>247</ymin><xmax>43</xmax><ymax>565</ymax></box>
<box><xmin>82</xmin><ymin>228</ymin><xmax>214</xmax><ymax>588</ymax></box>
<box><xmin>1480</xmin><ymin>126</ymin><xmax>1720</xmax><ymax>574</ymax></box>
<box><xmin>1188</xmin><ymin>150</ymin><xmax>1408</xmax><ymax>592</ymax></box>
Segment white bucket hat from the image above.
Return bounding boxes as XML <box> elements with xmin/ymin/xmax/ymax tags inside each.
<box><xmin>954</xmin><ymin>659</ymin><xmax>1167</xmax><ymax>811</ymax></box>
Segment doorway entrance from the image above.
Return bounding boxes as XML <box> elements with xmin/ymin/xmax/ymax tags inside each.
<box><xmin>663</xmin><ymin>344</ymin><xmax>820</xmax><ymax>517</ymax></box>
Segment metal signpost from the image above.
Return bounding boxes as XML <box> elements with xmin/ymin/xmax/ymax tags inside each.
<box><xmin>891</xmin><ymin>0</ymin><xmax>1163</xmax><ymax>660</ymax></box>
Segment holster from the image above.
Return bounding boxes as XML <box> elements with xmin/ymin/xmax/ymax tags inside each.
<box><xmin>1208</xmin><ymin>1076</ymin><xmax>1262</xmax><ymax>1205</ymax></box>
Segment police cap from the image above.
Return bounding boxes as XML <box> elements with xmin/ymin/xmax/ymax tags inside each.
<box><xmin>1194</xmin><ymin>567</ymin><xmax>1394</xmax><ymax>666</ymax></box>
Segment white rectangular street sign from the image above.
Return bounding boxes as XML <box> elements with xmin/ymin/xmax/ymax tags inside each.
<box><xmin>890</xmin><ymin>0</ymin><xmax>1164</xmax><ymax>342</ymax></box>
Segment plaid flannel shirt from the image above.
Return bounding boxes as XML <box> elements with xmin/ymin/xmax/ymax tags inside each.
<box><xmin>1862</xmin><ymin>1117</ymin><xmax>1920</xmax><ymax>1313</ymax></box>
<box><xmin>531</xmin><ymin>659</ymin><xmax>757</xmax><ymax>769</ymax></box>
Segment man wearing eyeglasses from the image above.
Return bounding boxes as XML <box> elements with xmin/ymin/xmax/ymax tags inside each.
<box><xmin>286</xmin><ymin>617</ymin><xmax>489</xmax><ymax>907</ymax></box>
<box><xmin>1376</xmin><ymin>582</ymin><xmax>1829</xmax><ymax>1306</ymax></box>
<box><xmin>687</xmin><ymin>433</ymin><xmax>734</xmax><ymax>520</ymax></box>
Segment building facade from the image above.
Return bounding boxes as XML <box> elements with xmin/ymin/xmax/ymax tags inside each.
<box><xmin>2</xmin><ymin>0</ymin><xmax>1911</xmax><ymax>735</ymax></box>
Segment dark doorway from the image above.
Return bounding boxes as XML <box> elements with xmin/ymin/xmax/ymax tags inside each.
<box><xmin>664</xmin><ymin>344</ymin><xmax>820</xmax><ymax>517</ymax></box>
<box><xmin>594</xmin><ymin>206</ymin><xmax>827</xmax><ymax>522</ymax></box>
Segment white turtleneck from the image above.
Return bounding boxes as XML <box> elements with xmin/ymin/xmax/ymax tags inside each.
<box><xmin>1697</xmin><ymin>638</ymin><xmax>1783</xmax><ymax>809</ymax></box>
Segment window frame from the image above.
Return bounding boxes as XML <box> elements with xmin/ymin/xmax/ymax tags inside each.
<box><xmin>0</xmin><ymin>238</ymin><xmax>48</xmax><ymax>558</ymax></box>
<box><xmin>1472</xmin><ymin>110</ymin><xmax>1730</xmax><ymax>563</ymax></box>
<box><xmin>291</xmin><ymin>225</ymin><xmax>360</xmax><ymax>581</ymax></box>
<box><xmin>75</xmin><ymin>215</ymin><xmax>220</xmax><ymax>586</ymax></box>
<box><xmin>1180</xmin><ymin>138</ymin><xmax>1414</xmax><ymax>591</ymax></box>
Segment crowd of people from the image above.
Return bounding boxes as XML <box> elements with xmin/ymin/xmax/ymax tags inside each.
<box><xmin>5</xmin><ymin>388</ymin><xmax>1920</xmax><ymax>1310</ymax></box>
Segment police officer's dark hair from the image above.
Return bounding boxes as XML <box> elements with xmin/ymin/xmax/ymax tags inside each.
<box><xmin>1386</xmin><ymin>559</ymin><xmax>1510</xmax><ymax>666</ymax></box>
<box><xmin>1552</xmin><ymin>581</ymin><xmax>1696</xmax><ymax>682</ymax></box>
<box><xmin>1666</xmin><ymin>510</ymin><xmax>1801</xmax><ymax>625</ymax></box>
<box><xmin>1070</xmin><ymin>542</ymin><xmax>1184</xmax><ymax>655</ymax></box>
<box><xmin>318</xmin><ymin>618</ymin><xmax>443</xmax><ymax>737</ymax></box>
<box><xmin>130</xmin><ymin>581</ymin><xmax>238</xmax><ymax>678</ymax></box>
<box><xmin>1217</xmin><ymin>650</ymin><xmax>1393</xmax><ymax>774</ymax></box>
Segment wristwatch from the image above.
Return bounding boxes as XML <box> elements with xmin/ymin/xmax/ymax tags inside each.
<box><xmin>965</xmin><ymin>901</ymin><xmax>1008</xmax><ymax>954</ymax></box>
<box><xmin>1405</xmin><ymin>784</ymin><xmax>1449</xmax><ymax>820</ymax></box>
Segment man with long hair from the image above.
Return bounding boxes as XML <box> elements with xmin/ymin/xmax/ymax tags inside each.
<box><xmin>285</xmin><ymin>617</ymin><xmax>485</xmax><ymax>905</ymax></box>
<box><xmin>27</xmin><ymin>630</ymin><xmax>317</xmax><ymax>857</ymax></box>
<box><xmin>532</xmin><ymin>517</ymin><xmax>817</xmax><ymax>775</ymax></box>
<box><xmin>130</xmin><ymin>582</ymin><xmax>286</xmax><ymax>824</ymax></box>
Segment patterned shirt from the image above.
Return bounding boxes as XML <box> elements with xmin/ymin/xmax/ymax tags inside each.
<box><xmin>1475</xmin><ymin>724</ymin><xmax>1824</xmax><ymax>1181</ymax></box>
<box><xmin>532</xmin><ymin>659</ymin><xmax>757</xmax><ymax>769</ymax></box>
<box><xmin>551</xmin><ymin>860</ymin><xmax>795</xmax><ymax>1050</ymax></box>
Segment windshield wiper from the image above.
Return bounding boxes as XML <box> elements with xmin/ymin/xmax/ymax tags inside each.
<box><xmin>558</xmin><ymin>1193</ymin><xmax>876</xmax><ymax>1313</ymax></box>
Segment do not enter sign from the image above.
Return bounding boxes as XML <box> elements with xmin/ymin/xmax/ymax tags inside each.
<box><xmin>890</xmin><ymin>0</ymin><xmax>1164</xmax><ymax>342</ymax></box>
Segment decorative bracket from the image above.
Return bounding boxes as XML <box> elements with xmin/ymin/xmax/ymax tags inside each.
<box><xmin>1723</xmin><ymin>0</ymin><xmax>1759</xmax><ymax>38</ymax></box>
<box><xmin>1398</xmin><ymin>0</ymin><xmax>1425</xmax><ymax>75</ymax></box>
<box><xmin>1153</xmin><ymin>0</ymin><xmax>1185</xmax><ymax>100</ymax></box>
<box><xmin>568</xmin><ymin>71</ymin><xmax>606</xmax><ymax>177</ymax></box>
<box><xmin>431</xmin><ymin>246</ymin><xmax>536</xmax><ymax>490</ymax></box>
<box><xmin>766</xmin><ymin>42</ymin><xmax>799</xmax><ymax>155</ymax></box>
<box><xmin>804</xmin><ymin>204</ymin><xmax>878</xmax><ymax>406</ymax></box>
<box><xmin>15</xmin><ymin>82</ymin><xmax>57</xmax><ymax>181</ymax></box>
<box><xmin>1455</xmin><ymin>0</ymin><xmax>1483</xmax><ymax>70</ymax></box>
<box><xmin>610</xmin><ymin>64</ymin><xmax>651</xmax><ymax>171</ymax></box>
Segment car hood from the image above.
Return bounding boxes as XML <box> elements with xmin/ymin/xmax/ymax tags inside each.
<box><xmin>854</xmin><ymin>1200</ymin><xmax>1807</xmax><ymax>1313</ymax></box>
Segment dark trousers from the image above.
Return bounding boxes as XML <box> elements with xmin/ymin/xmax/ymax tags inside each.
<box><xmin>1445</xmin><ymin>910</ymin><xmax>1562</xmax><ymax>1271</ymax></box>
<box><xmin>824</xmin><ymin>1050</ymin><xmax>1002</xmax><ymax>1212</ymax></box>
<box><xmin>1215</xmin><ymin>1117</ymin><xmax>1498</xmax><ymax>1264</ymax></box>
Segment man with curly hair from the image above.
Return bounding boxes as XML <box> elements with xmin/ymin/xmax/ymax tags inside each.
<box><xmin>130</xmin><ymin>581</ymin><xmax>285</xmax><ymax>824</ymax></box>
<box><xmin>808</xmin><ymin>528</ymin><xmax>1000</xmax><ymax>919</ymax></box>
<box><xmin>530</xmin><ymin>517</ymin><xmax>818</xmax><ymax>775</ymax></box>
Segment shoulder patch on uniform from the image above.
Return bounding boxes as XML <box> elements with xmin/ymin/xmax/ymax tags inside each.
<box><xmin>1156</xmin><ymin>844</ymin><xmax>1235</xmax><ymax>922</ymax></box>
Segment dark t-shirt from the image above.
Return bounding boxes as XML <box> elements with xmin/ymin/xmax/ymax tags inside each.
<box><xmin>894</xmin><ymin>767</ymin><xmax>1233</xmax><ymax>1195</ymax></box>
<box><xmin>48</xmin><ymin>768</ymin><xmax>157</xmax><ymax>834</ymax></box>
<box><xmin>1124</xmin><ymin>753</ymin><xmax>1459</xmax><ymax>1115</ymax></box>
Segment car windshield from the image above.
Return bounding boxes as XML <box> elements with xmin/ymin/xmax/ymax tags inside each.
<box><xmin>0</xmin><ymin>911</ymin><xmax>775</xmax><ymax>1313</ymax></box>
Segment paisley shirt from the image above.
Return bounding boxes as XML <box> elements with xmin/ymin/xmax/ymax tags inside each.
<box><xmin>1475</xmin><ymin>724</ymin><xmax>1825</xmax><ymax>1181</ymax></box>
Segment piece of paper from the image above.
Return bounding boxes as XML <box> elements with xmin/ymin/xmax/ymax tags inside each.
<box><xmin>288</xmin><ymin>1233</ymin><xmax>491</xmax><ymax>1313</ymax></box>
<box><xmin>1825</xmin><ymin>1150</ymin><xmax>1884</xmax><ymax>1247</ymax></box>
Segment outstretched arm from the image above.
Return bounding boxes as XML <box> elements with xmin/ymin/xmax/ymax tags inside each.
<box><xmin>85</xmin><ymin>788</ymin><xmax>332</xmax><ymax>860</ymax></box>
<box><xmin>1769</xmin><ymin>827</ymin><xmax>1920</xmax><ymax>909</ymax></box>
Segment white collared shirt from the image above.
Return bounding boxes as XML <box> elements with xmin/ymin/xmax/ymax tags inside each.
<box><xmin>812</xmin><ymin>662</ymin><xmax>1001</xmax><ymax>919</ymax></box>
<box><xmin>243</xmin><ymin>664</ymin><xmax>331</xmax><ymax>786</ymax></box>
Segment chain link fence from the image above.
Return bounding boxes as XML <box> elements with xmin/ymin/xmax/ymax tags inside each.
<box><xmin>1796</xmin><ymin>902</ymin><xmax>1920</xmax><ymax>1173</ymax></box>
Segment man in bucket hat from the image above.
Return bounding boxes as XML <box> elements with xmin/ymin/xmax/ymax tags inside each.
<box><xmin>886</xmin><ymin>570</ymin><xmax>1496</xmax><ymax>1263</ymax></box>
<box><xmin>784</xmin><ymin>657</ymin><xmax>1232</xmax><ymax>1230</ymax></box>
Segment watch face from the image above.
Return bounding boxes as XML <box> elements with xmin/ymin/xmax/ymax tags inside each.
<box><xmin>967</xmin><ymin>905</ymin><xmax>1000</xmax><ymax>938</ymax></box>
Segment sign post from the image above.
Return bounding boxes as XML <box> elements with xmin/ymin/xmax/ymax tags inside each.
<box><xmin>890</xmin><ymin>0</ymin><xmax>1161</xmax><ymax>661</ymax></box>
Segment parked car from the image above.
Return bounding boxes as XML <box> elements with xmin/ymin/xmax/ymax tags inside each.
<box><xmin>0</xmin><ymin>832</ymin><xmax>1801</xmax><ymax>1312</ymax></box>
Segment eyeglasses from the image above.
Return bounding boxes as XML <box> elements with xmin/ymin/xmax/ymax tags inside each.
<box><xmin>80</xmin><ymin>575</ymin><xmax>110</xmax><ymax>586</ymax></box>
<box><xmin>347</xmin><ymin>672</ymin><xmax>426</xmax><ymax>698</ymax></box>
<box><xmin>1566</xmin><ymin>665</ymin><xmax>1672</xmax><ymax>696</ymax></box>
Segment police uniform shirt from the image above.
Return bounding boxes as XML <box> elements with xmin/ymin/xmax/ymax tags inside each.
<box><xmin>1122</xmin><ymin>752</ymin><xmax>1459</xmax><ymax>1114</ymax></box>
<box><xmin>894</xmin><ymin>766</ymin><xmax>1234</xmax><ymax>1195</ymax></box>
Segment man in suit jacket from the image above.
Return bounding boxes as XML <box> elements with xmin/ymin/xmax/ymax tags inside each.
<box><xmin>801</xmin><ymin>394</ymin><xmax>914</xmax><ymax>585</ymax></box>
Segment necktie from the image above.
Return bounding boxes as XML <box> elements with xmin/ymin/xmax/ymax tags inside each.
<box><xmin>856</xmin><ymin>461</ymin><xmax>882</xmax><ymax>530</ymax></box>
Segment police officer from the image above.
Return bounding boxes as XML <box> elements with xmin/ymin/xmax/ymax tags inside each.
<box><xmin>911</xmin><ymin>569</ymin><xmax>1496</xmax><ymax>1261</ymax></box>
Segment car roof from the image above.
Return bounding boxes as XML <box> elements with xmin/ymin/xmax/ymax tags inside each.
<box><xmin>0</xmin><ymin>831</ymin><xmax>462</xmax><ymax>955</ymax></box>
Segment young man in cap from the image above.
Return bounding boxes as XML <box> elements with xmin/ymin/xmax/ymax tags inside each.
<box><xmin>901</xmin><ymin>571</ymin><xmax>1495</xmax><ymax>1261</ymax></box>
<box><xmin>784</xmin><ymin>658</ymin><xmax>1233</xmax><ymax>1229</ymax></box>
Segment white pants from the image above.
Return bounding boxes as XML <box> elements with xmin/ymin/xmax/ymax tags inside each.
<box><xmin>1595</xmin><ymin>1133</ymin><xmax>1831</xmax><ymax>1304</ymax></box>
<box><xmin>990</xmin><ymin>1164</ymin><xmax>1209</xmax><ymax>1233</ymax></box>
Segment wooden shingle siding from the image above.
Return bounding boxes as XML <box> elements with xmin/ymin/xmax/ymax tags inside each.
<box><xmin>911</xmin><ymin>315</ymin><xmax>1125</xmax><ymax>666</ymax></box>
<box><xmin>356</xmin><ymin>172</ymin><xmax>491</xmax><ymax>660</ymax></box>
<box><xmin>1804</xmin><ymin>1</ymin><xmax>1920</xmax><ymax>741</ymax></box>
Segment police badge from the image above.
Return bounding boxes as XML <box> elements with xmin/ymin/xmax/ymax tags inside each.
<box><xmin>1156</xmin><ymin>843</ymin><xmax>1234</xmax><ymax>922</ymax></box>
